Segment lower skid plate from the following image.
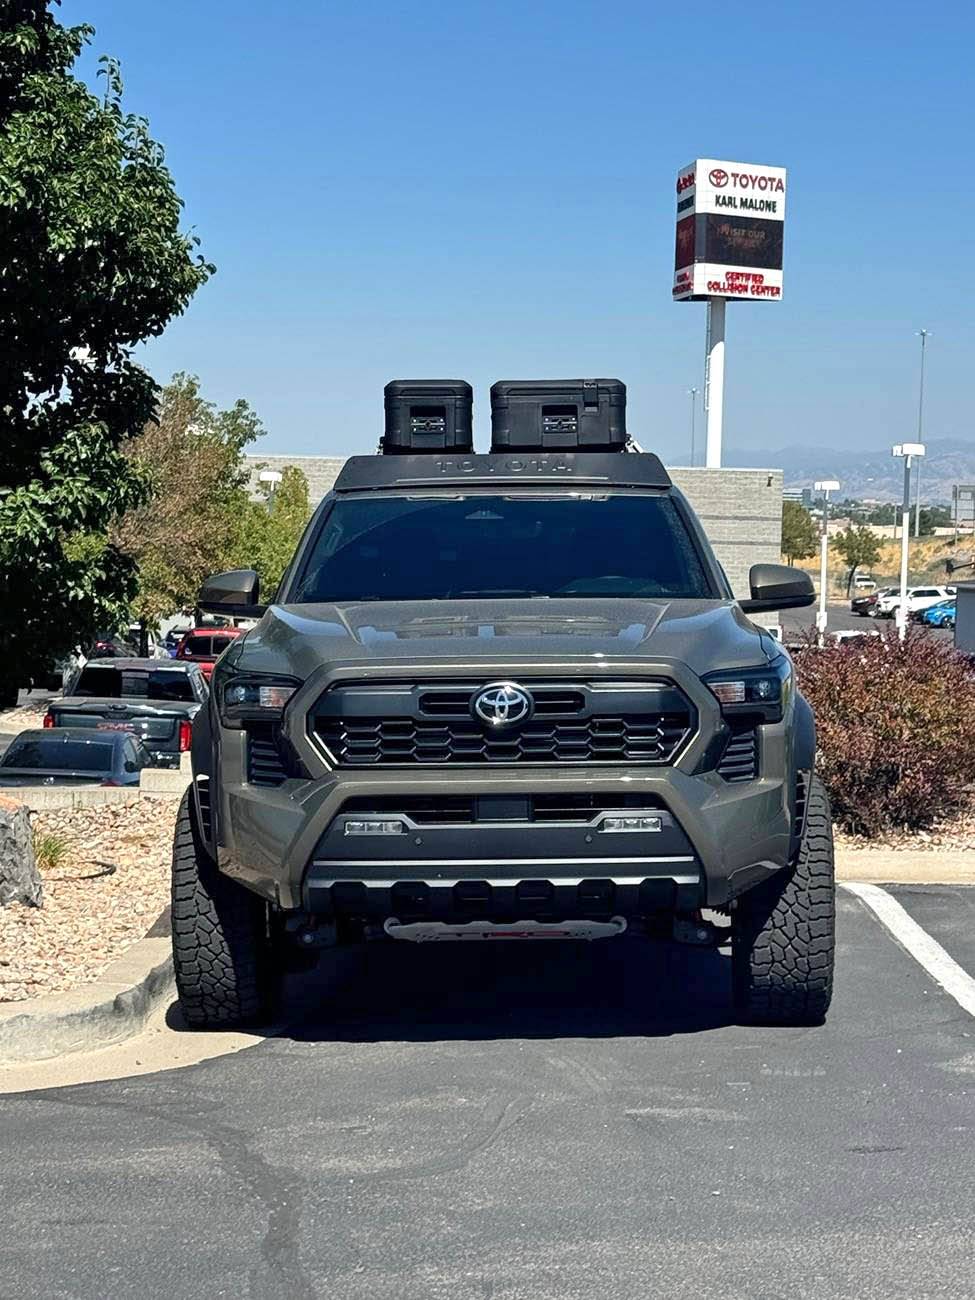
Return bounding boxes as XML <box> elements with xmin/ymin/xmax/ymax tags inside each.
<box><xmin>383</xmin><ymin>916</ymin><xmax>628</xmax><ymax>943</ymax></box>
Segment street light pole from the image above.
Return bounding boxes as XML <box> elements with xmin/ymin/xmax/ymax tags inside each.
<box><xmin>814</xmin><ymin>479</ymin><xmax>840</xmax><ymax>644</ymax></box>
<box><xmin>893</xmin><ymin>443</ymin><xmax>925</xmax><ymax>640</ymax></box>
<box><xmin>914</xmin><ymin>330</ymin><xmax>930</xmax><ymax>538</ymax></box>
<box><xmin>687</xmin><ymin>387</ymin><xmax>698</xmax><ymax>466</ymax></box>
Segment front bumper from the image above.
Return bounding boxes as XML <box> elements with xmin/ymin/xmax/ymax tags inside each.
<box><xmin>200</xmin><ymin>656</ymin><xmax>799</xmax><ymax>913</ymax></box>
<box><xmin>209</xmin><ymin>760</ymin><xmax>793</xmax><ymax>912</ymax></box>
<box><xmin>304</xmin><ymin>802</ymin><xmax>703</xmax><ymax>918</ymax></box>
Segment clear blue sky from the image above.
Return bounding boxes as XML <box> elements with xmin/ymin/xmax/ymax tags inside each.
<box><xmin>61</xmin><ymin>0</ymin><xmax>974</xmax><ymax>463</ymax></box>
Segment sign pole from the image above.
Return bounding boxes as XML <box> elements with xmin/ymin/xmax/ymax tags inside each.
<box><xmin>704</xmin><ymin>296</ymin><xmax>726</xmax><ymax>468</ymax></box>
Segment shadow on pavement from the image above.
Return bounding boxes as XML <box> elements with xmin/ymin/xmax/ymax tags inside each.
<box><xmin>167</xmin><ymin>936</ymin><xmax>739</xmax><ymax>1042</ymax></box>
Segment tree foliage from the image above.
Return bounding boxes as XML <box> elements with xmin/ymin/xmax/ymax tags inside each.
<box><xmin>110</xmin><ymin>375</ymin><xmax>262</xmax><ymax>625</ymax></box>
<box><xmin>831</xmin><ymin>526</ymin><xmax>882</xmax><ymax>593</ymax></box>
<box><xmin>0</xmin><ymin>3</ymin><xmax>212</xmax><ymax>688</ymax></box>
<box><xmin>229</xmin><ymin>465</ymin><xmax>311</xmax><ymax>601</ymax></box>
<box><xmin>838</xmin><ymin>500</ymin><xmax>953</xmax><ymax>533</ymax></box>
<box><xmin>781</xmin><ymin>501</ymin><xmax>818</xmax><ymax>565</ymax></box>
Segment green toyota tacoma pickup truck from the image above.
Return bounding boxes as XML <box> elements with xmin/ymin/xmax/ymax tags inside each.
<box><xmin>171</xmin><ymin>379</ymin><xmax>834</xmax><ymax>1029</ymax></box>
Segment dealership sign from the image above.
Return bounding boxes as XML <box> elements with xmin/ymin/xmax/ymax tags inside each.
<box><xmin>673</xmin><ymin>159</ymin><xmax>787</xmax><ymax>301</ymax></box>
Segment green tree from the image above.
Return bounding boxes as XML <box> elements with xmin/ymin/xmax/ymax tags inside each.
<box><xmin>917</xmin><ymin>505</ymin><xmax>952</xmax><ymax>536</ymax></box>
<box><xmin>831</xmin><ymin>526</ymin><xmax>882</xmax><ymax>594</ymax></box>
<box><xmin>781</xmin><ymin>501</ymin><xmax>818</xmax><ymax>566</ymax></box>
<box><xmin>110</xmin><ymin>375</ymin><xmax>264</xmax><ymax>628</ymax></box>
<box><xmin>0</xmin><ymin>4</ymin><xmax>212</xmax><ymax>700</ymax></box>
<box><xmin>229</xmin><ymin>466</ymin><xmax>312</xmax><ymax>600</ymax></box>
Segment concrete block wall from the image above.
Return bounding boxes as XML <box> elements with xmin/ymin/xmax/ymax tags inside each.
<box><xmin>244</xmin><ymin>455</ymin><xmax>784</xmax><ymax>600</ymax></box>
<box><xmin>245</xmin><ymin>455</ymin><xmax>347</xmax><ymax>505</ymax></box>
<box><xmin>671</xmin><ymin>466</ymin><xmax>783</xmax><ymax>598</ymax></box>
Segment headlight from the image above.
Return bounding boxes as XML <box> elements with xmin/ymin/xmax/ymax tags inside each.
<box><xmin>215</xmin><ymin>671</ymin><xmax>301</xmax><ymax>729</ymax></box>
<box><xmin>703</xmin><ymin>657</ymin><xmax>792</xmax><ymax>723</ymax></box>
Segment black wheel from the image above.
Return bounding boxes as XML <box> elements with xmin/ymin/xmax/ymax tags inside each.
<box><xmin>732</xmin><ymin>774</ymin><xmax>835</xmax><ymax>1026</ymax></box>
<box><xmin>171</xmin><ymin>789</ymin><xmax>274</xmax><ymax>1028</ymax></box>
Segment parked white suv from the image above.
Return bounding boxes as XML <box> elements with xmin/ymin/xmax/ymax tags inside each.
<box><xmin>874</xmin><ymin>585</ymin><xmax>955</xmax><ymax>618</ymax></box>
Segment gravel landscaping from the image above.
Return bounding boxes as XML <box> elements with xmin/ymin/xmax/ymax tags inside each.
<box><xmin>0</xmin><ymin>797</ymin><xmax>178</xmax><ymax>1003</ymax></box>
<box><xmin>0</xmin><ymin>695</ymin><xmax>54</xmax><ymax>733</ymax></box>
<box><xmin>835</xmin><ymin>796</ymin><xmax>975</xmax><ymax>855</ymax></box>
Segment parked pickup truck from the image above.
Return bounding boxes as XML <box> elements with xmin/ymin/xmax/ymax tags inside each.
<box><xmin>174</xmin><ymin>626</ymin><xmax>244</xmax><ymax>681</ymax></box>
<box><xmin>172</xmin><ymin>376</ymin><xmax>834</xmax><ymax>1032</ymax></box>
<box><xmin>45</xmin><ymin>658</ymin><xmax>208</xmax><ymax>768</ymax></box>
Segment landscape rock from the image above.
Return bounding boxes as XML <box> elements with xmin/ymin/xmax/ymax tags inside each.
<box><xmin>0</xmin><ymin>796</ymin><xmax>42</xmax><ymax>909</ymax></box>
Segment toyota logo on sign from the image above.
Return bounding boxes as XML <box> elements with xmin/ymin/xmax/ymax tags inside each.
<box><xmin>472</xmin><ymin>682</ymin><xmax>533</xmax><ymax>729</ymax></box>
<box><xmin>709</xmin><ymin>168</ymin><xmax>729</xmax><ymax>188</ymax></box>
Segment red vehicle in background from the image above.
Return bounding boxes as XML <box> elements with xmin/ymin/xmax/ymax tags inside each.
<box><xmin>174</xmin><ymin>627</ymin><xmax>244</xmax><ymax>681</ymax></box>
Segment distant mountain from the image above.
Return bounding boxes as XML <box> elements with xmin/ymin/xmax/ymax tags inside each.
<box><xmin>725</xmin><ymin>438</ymin><xmax>975</xmax><ymax>503</ymax></box>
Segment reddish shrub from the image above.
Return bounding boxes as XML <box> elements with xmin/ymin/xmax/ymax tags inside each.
<box><xmin>794</xmin><ymin>629</ymin><xmax>975</xmax><ymax>836</ymax></box>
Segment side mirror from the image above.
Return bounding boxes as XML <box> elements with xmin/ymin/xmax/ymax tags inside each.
<box><xmin>198</xmin><ymin>569</ymin><xmax>266</xmax><ymax>619</ymax></box>
<box><xmin>740</xmin><ymin>563</ymin><xmax>815</xmax><ymax>613</ymax></box>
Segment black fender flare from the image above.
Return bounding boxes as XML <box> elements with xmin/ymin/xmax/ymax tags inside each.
<box><xmin>189</xmin><ymin>702</ymin><xmax>218</xmax><ymax>856</ymax></box>
<box><xmin>789</xmin><ymin>691</ymin><xmax>817</xmax><ymax>861</ymax></box>
<box><xmin>794</xmin><ymin>691</ymin><xmax>816</xmax><ymax>775</ymax></box>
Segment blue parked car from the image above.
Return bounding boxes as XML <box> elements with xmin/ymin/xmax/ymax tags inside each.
<box><xmin>0</xmin><ymin>728</ymin><xmax>151</xmax><ymax>787</ymax></box>
<box><xmin>922</xmin><ymin>599</ymin><xmax>956</xmax><ymax>628</ymax></box>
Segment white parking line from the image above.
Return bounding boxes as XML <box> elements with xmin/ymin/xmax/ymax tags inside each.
<box><xmin>843</xmin><ymin>881</ymin><xmax>975</xmax><ymax>1019</ymax></box>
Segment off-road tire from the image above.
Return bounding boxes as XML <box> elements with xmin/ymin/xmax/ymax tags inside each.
<box><xmin>171</xmin><ymin>789</ymin><xmax>273</xmax><ymax>1028</ymax></box>
<box><xmin>731</xmin><ymin>774</ymin><xmax>835</xmax><ymax>1026</ymax></box>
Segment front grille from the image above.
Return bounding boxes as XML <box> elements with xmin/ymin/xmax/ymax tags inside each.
<box><xmin>341</xmin><ymin>794</ymin><xmax>477</xmax><ymax>824</ymax></box>
<box><xmin>717</xmin><ymin>725</ymin><xmax>759</xmax><ymax>782</ymax></box>
<box><xmin>339</xmin><ymin>792</ymin><xmax>663</xmax><ymax>825</ymax></box>
<box><xmin>529</xmin><ymin>792</ymin><xmax>663</xmax><ymax>822</ymax></box>
<box><xmin>247</xmin><ymin>724</ymin><xmax>289</xmax><ymax>786</ymax></box>
<box><xmin>317</xmin><ymin>714</ymin><xmax>690</xmax><ymax>767</ymax></box>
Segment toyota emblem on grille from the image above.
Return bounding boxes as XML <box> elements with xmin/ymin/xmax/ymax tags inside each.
<box><xmin>472</xmin><ymin>682</ymin><xmax>533</xmax><ymax>728</ymax></box>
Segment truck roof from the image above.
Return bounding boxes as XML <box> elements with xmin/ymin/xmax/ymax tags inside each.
<box><xmin>332</xmin><ymin>452</ymin><xmax>672</xmax><ymax>494</ymax></box>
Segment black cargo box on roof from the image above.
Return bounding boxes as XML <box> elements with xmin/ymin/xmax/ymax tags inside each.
<box><xmin>332</xmin><ymin>451</ymin><xmax>672</xmax><ymax>493</ymax></box>
<box><xmin>490</xmin><ymin>378</ymin><xmax>627</xmax><ymax>452</ymax></box>
<box><xmin>382</xmin><ymin>379</ymin><xmax>473</xmax><ymax>454</ymax></box>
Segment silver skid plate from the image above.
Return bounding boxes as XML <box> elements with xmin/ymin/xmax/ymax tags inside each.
<box><xmin>383</xmin><ymin>917</ymin><xmax>627</xmax><ymax>943</ymax></box>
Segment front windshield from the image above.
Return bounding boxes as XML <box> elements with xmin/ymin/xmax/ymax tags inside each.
<box><xmin>291</xmin><ymin>494</ymin><xmax>713</xmax><ymax>603</ymax></box>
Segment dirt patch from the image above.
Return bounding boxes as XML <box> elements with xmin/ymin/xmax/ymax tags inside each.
<box><xmin>0</xmin><ymin>797</ymin><xmax>178</xmax><ymax>1003</ymax></box>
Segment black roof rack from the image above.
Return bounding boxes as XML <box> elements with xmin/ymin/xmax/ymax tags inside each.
<box><xmin>332</xmin><ymin>452</ymin><xmax>672</xmax><ymax>494</ymax></box>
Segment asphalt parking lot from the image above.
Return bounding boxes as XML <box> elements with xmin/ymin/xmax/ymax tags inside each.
<box><xmin>2</xmin><ymin>884</ymin><xmax>974</xmax><ymax>1300</ymax></box>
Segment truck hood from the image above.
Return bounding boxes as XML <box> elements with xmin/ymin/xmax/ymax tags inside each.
<box><xmin>233</xmin><ymin>599</ymin><xmax>780</xmax><ymax>680</ymax></box>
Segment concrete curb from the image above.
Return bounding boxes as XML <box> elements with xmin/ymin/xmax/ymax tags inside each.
<box><xmin>0</xmin><ymin>922</ymin><xmax>174</xmax><ymax>1065</ymax></box>
<box><xmin>835</xmin><ymin>848</ymin><xmax>975</xmax><ymax>886</ymax></box>
<box><xmin>8</xmin><ymin>772</ymin><xmax>189</xmax><ymax>812</ymax></box>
